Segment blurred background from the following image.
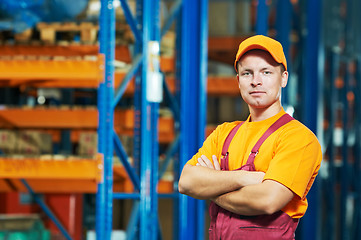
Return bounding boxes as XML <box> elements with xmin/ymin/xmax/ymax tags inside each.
<box><xmin>0</xmin><ymin>0</ymin><xmax>359</xmax><ymax>239</ymax></box>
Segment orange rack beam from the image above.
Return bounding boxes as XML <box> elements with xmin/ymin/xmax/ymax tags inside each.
<box><xmin>0</xmin><ymin>59</ymin><xmax>174</xmax><ymax>89</ymax></box>
<box><xmin>0</xmin><ymin>108</ymin><xmax>98</xmax><ymax>129</ymax></box>
<box><xmin>0</xmin><ymin>45</ymin><xmax>100</xmax><ymax>57</ymax></box>
<box><xmin>0</xmin><ymin>45</ymin><xmax>174</xmax><ymax>73</ymax></box>
<box><xmin>0</xmin><ymin>158</ymin><xmax>173</xmax><ymax>194</ymax></box>
<box><xmin>0</xmin><ymin>46</ymin><xmax>237</xmax><ymax>94</ymax></box>
<box><xmin>0</xmin><ymin>155</ymin><xmax>102</xmax><ymax>193</ymax></box>
<box><xmin>122</xmin><ymin>76</ymin><xmax>239</xmax><ymax>96</ymax></box>
<box><xmin>207</xmin><ymin>76</ymin><xmax>239</xmax><ymax>96</ymax></box>
<box><xmin>0</xmin><ymin>54</ymin><xmax>105</xmax><ymax>88</ymax></box>
<box><xmin>112</xmin><ymin>165</ymin><xmax>174</xmax><ymax>194</ymax></box>
<box><xmin>208</xmin><ymin>36</ymin><xmax>249</xmax><ymax>65</ymax></box>
<box><xmin>0</xmin><ymin>108</ymin><xmax>175</xmax><ymax>143</ymax></box>
<box><xmin>0</xmin><ymin>157</ymin><xmax>102</xmax><ymax>180</ymax></box>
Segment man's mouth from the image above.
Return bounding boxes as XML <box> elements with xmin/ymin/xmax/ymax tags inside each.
<box><xmin>250</xmin><ymin>91</ymin><xmax>265</xmax><ymax>95</ymax></box>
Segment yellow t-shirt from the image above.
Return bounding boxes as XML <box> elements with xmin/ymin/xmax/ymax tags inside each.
<box><xmin>186</xmin><ymin>109</ymin><xmax>322</xmax><ymax>218</ymax></box>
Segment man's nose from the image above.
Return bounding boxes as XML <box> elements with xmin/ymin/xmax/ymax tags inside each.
<box><xmin>251</xmin><ymin>73</ymin><xmax>262</xmax><ymax>87</ymax></box>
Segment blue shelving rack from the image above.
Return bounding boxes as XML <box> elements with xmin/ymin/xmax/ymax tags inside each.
<box><xmin>319</xmin><ymin>0</ymin><xmax>361</xmax><ymax>239</ymax></box>
<box><xmin>96</xmin><ymin>0</ymin><xmax>208</xmax><ymax>239</ymax></box>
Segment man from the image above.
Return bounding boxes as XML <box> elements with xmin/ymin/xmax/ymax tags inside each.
<box><xmin>178</xmin><ymin>35</ymin><xmax>322</xmax><ymax>240</ymax></box>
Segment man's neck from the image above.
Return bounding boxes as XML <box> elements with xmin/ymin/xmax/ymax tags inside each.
<box><xmin>249</xmin><ymin>103</ymin><xmax>283</xmax><ymax>122</ymax></box>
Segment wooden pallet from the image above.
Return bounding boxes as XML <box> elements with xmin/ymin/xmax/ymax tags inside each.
<box><xmin>37</xmin><ymin>22</ymin><xmax>99</xmax><ymax>44</ymax></box>
<box><xmin>14</xmin><ymin>29</ymin><xmax>34</xmax><ymax>43</ymax></box>
<box><xmin>0</xmin><ymin>28</ymin><xmax>33</xmax><ymax>44</ymax></box>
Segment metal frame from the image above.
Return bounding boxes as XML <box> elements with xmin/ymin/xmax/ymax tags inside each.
<box><xmin>319</xmin><ymin>1</ymin><xmax>361</xmax><ymax>239</ymax></box>
<box><xmin>275</xmin><ymin>0</ymin><xmax>292</xmax><ymax>106</ymax></box>
<box><xmin>178</xmin><ymin>0</ymin><xmax>208</xmax><ymax>239</ymax></box>
<box><xmin>94</xmin><ymin>1</ymin><xmax>361</xmax><ymax>240</ymax></box>
<box><xmin>96</xmin><ymin>0</ymin><xmax>115</xmax><ymax>239</ymax></box>
<box><xmin>21</xmin><ymin>179</ymin><xmax>72</xmax><ymax>240</ymax></box>
<box><xmin>256</xmin><ymin>0</ymin><xmax>268</xmax><ymax>36</ymax></box>
<box><xmin>299</xmin><ymin>1</ymin><xmax>323</xmax><ymax>239</ymax></box>
<box><xmin>96</xmin><ymin>0</ymin><xmax>208</xmax><ymax>239</ymax></box>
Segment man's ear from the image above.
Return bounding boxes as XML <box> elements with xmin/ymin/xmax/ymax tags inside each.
<box><xmin>236</xmin><ymin>74</ymin><xmax>241</xmax><ymax>88</ymax></box>
<box><xmin>281</xmin><ymin>71</ymin><xmax>288</xmax><ymax>88</ymax></box>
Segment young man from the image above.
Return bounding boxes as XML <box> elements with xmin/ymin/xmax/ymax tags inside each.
<box><xmin>178</xmin><ymin>35</ymin><xmax>322</xmax><ymax>240</ymax></box>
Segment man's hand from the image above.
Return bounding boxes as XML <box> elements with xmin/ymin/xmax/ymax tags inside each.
<box><xmin>179</xmin><ymin>155</ymin><xmax>265</xmax><ymax>200</ymax></box>
<box><xmin>196</xmin><ymin>155</ymin><xmax>220</xmax><ymax>170</ymax></box>
<box><xmin>196</xmin><ymin>155</ymin><xmax>265</xmax><ymax>186</ymax></box>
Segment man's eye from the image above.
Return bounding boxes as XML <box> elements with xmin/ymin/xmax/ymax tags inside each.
<box><xmin>242</xmin><ymin>72</ymin><xmax>250</xmax><ymax>76</ymax></box>
<box><xmin>263</xmin><ymin>71</ymin><xmax>272</xmax><ymax>75</ymax></box>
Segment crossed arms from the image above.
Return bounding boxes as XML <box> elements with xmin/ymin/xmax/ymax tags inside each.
<box><xmin>178</xmin><ymin>155</ymin><xmax>294</xmax><ymax>216</ymax></box>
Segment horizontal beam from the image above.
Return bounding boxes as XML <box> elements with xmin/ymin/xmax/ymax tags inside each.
<box><xmin>0</xmin><ymin>163</ymin><xmax>174</xmax><ymax>194</ymax></box>
<box><xmin>0</xmin><ymin>155</ymin><xmax>102</xmax><ymax>180</ymax></box>
<box><xmin>1</xmin><ymin>178</ymin><xmax>99</xmax><ymax>193</ymax></box>
<box><xmin>0</xmin><ymin>54</ymin><xmax>104</xmax><ymax>83</ymax></box>
<box><xmin>121</xmin><ymin>76</ymin><xmax>240</xmax><ymax>96</ymax></box>
<box><xmin>0</xmin><ymin>108</ymin><xmax>217</xmax><ymax>144</ymax></box>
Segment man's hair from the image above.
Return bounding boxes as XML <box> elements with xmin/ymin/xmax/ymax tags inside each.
<box><xmin>279</xmin><ymin>63</ymin><xmax>286</xmax><ymax>73</ymax></box>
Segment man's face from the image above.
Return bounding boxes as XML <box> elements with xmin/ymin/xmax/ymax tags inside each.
<box><xmin>237</xmin><ymin>50</ymin><xmax>288</xmax><ymax>111</ymax></box>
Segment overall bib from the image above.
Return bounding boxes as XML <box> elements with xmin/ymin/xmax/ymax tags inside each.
<box><xmin>208</xmin><ymin>114</ymin><xmax>299</xmax><ymax>240</ymax></box>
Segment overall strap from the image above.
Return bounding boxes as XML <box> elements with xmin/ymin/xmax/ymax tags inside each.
<box><xmin>221</xmin><ymin>122</ymin><xmax>245</xmax><ymax>156</ymax></box>
<box><xmin>220</xmin><ymin>122</ymin><xmax>245</xmax><ymax>170</ymax></box>
<box><xmin>246</xmin><ymin>113</ymin><xmax>294</xmax><ymax>167</ymax></box>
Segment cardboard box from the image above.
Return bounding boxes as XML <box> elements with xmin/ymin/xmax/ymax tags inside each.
<box><xmin>78</xmin><ymin>132</ymin><xmax>97</xmax><ymax>157</ymax></box>
<box><xmin>17</xmin><ymin>131</ymin><xmax>53</xmax><ymax>155</ymax></box>
<box><xmin>0</xmin><ymin>130</ymin><xmax>18</xmax><ymax>154</ymax></box>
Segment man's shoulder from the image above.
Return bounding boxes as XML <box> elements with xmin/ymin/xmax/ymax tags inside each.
<box><xmin>283</xmin><ymin>118</ymin><xmax>320</xmax><ymax>143</ymax></box>
<box><xmin>210</xmin><ymin>121</ymin><xmax>244</xmax><ymax>139</ymax></box>
<box><xmin>218</xmin><ymin>121</ymin><xmax>244</xmax><ymax>132</ymax></box>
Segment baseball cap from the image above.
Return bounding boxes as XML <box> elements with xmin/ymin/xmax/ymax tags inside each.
<box><xmin>234</xmin><ymin>35</ymin><xmax>287</xmax><ymax>72</ymax></box>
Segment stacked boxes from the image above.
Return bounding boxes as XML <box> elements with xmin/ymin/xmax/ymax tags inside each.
<box><xmin>0</xmin><ymin>130</ymin><xmax>52</xmax><ymax>155</ymax></box>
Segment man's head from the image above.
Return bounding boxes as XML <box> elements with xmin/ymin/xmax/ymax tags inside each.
<box><xmin>235</xmin><ymin>36</ymin><xmax>288</xmax><ymax>117</ymax></box>
<box><xmin>234</xmin><ymin>35</ymin><xmax>287</xmax><ymax>74</ymax></box>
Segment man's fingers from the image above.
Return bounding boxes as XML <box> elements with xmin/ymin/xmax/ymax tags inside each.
<box><xmin>201</xmin><ymin>155</ymin><xmax>215</xmax><ymax>169</ymax></box>
<box><xmin>212</xmin><ymin>155</ymin><xmax>221</xmax><ymax>170</ymax></box>
<box><xmin>197</xmin><ymin>155</ymin><xmax>221</xmax><ymax>170</ymax></box>
<box><xmin>197</xmin><ymin>157</ymin><xmax>207</xmax><ymax>167</ymax></box>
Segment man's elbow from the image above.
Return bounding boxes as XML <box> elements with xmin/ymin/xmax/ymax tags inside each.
<box><xmin>260</xmin><ymin>194</ymin><xmax>292</xmax><ymax>215</ymax></box>
<box><xmin>178</xmin><ymin>177</ymin><xmax>189</xmax><ymax>195</ymax></box>
<box><xmin>178</xmin><ymin>165</ymin><xmax>193</xmax><ymax>195</ymax></box>
<box><xmin>262</xmin><ymin>202</ymin><xmax>280</xmax><ymax>215</ymax></box>
<box><xmin>257</xmin><ymin>180</ymin><xmax>294</xmax><ymax>215</ymax></box>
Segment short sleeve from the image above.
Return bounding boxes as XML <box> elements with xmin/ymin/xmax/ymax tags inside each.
<box><xmin>264</xmin><ymin>125</ymin><xmax>322</xmax><ymax>199</ymax></box>
<box><xmin>185</xmin><ymin>122</ymin><xmax>239</xmax><ymax>166</ymax></box>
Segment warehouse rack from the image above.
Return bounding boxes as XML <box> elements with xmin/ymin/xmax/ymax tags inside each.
<box><xmin>0</xmin><ymin>0</ymin><xmax>339</xmax><ymax>240</ymax></box>
<box><xmin>318</xmin><ymin>0</ymin><xmax>361</xmax><ymax>239</ymax></box>
<box><xmin>94</xmin><ymin>0</ymin><xmax>209</xmax><ymax>239</ymax></box>
<box><xmin>0</xmin><ymin>43</ymin><xmax>108</xmax><ymax>239</ymax></box>
<box><xmin>0</xmin><ymin>1</ymin><xmax>285</xmax><ymax>240</ymax></box>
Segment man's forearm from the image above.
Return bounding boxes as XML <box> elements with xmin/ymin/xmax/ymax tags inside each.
<box><xmin>212</xmin><ymin>180</ymin><xmax>294</xmax><ymax>216</ymax></box>
<box><xmin>212</xmin><ymin>184</ymin><xmax>269</xmax><ymax>215</ymax></box>
<box><xmin>178</xmin><ymin>164</ymin><xmax>263</xmax><ymax>200</ymax></box>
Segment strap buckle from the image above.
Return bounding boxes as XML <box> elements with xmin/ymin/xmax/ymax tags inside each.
<box><xmin>249</xmin><ymin>151</ymin><xmax>258</xmax><ymax>157</ymax></box>
<box><xmin>222</xmin><ymin>152</ymin><xmax>229</xmax><ymax>157</ymax></box>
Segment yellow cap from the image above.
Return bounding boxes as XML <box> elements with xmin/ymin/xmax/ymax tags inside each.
<box><xmin>234</xmin><ymin>35</ymin><xmax>287</xmax><ymax>72</ymax></box>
